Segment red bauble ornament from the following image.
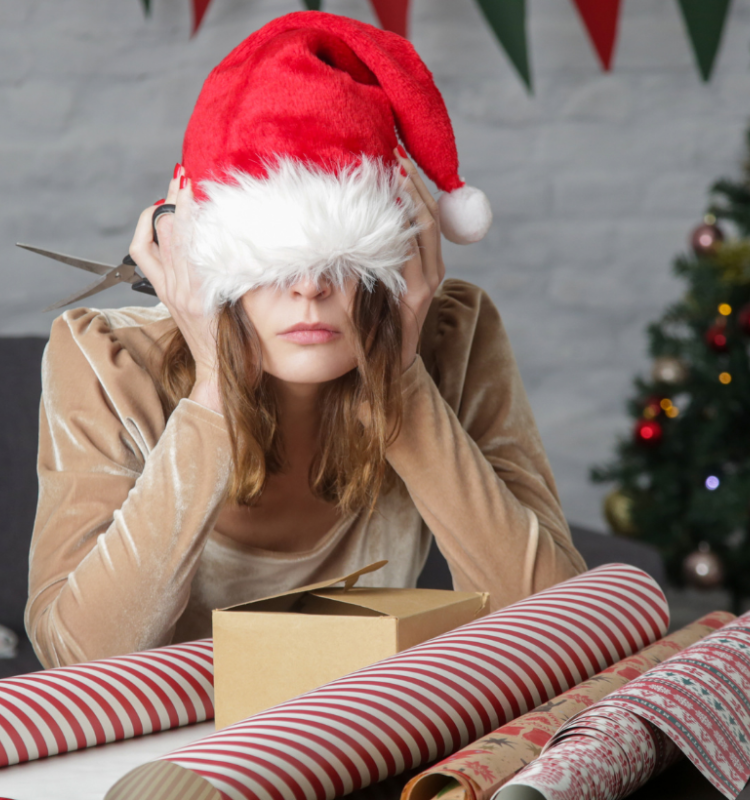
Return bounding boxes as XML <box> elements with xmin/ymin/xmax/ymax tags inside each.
<box><xmin>691</xmin><ymin>220</ymin><xmax>724</xmax><ymax>257</ymax></box>
<box><xmin>738</xmin><ymin>304</ymin><xmax>750</xmax><ymax>336</ymax></box>
<box><xmin>634</xmin><ymin>418</ymin><xmax>663</xmax><ymax>446</ymax></box>
<box><xmin>705</xmin><ymin>322</ymin><xmax>729</xmax><ymax>352</ymax></box>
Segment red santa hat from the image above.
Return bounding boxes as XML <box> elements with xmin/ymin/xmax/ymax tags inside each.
<box><xmin>182</xmin><ymin>10</ymin><xmax>492</xmax><ymax>311</ymax></box>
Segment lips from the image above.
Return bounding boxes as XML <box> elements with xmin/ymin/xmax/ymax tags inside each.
<box><xmin>278</xmin><ymin>322</ymin><xmax>341</xmax><ymax>345</ymax></box>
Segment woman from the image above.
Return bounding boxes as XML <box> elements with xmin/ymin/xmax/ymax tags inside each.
<box><xmin>26</xmin><ymin>11</ymin><xmax>585</xmax><ymax>669</ymax></box>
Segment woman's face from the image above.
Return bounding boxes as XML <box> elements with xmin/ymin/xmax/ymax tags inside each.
<box><xmin>240</xmin><ymin>276</ymin><xmax>360</xmax><ymax>385</ymax></box>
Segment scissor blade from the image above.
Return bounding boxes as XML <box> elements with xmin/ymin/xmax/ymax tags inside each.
<box><xmin>43</xmin><ymin>264</ymin><xmax>137</xmax><ymax>312</ymax></box>
<box><xmin>16</xmin><ymin>243</ymin><xmax>114</xmax><ymax>276</ymax></box>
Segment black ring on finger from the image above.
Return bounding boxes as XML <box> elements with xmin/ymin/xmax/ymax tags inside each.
<box><xmin>151</xmin><ymin>204</ymin><xmax>176</xmax><ymax>245</ymax></box>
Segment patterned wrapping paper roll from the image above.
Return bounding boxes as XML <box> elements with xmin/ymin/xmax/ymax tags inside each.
<box><xmin>497</xmin><ymin>611</ymin><xmax>750</xmax><ymax>800</ymax></box>
<box><xmin>104</xmin><ymin>564</ymin><xmax>670</xmax><ymax>800</ymax></box>
<box><xmin>400</xmin><ymin>610</ymin><xmax>734</xmax><ymax>800</ymax></box>
<box><xmin>0</xmin><ymin>639</ymin><xmax>214</xmax><ymax>767</ymax></box>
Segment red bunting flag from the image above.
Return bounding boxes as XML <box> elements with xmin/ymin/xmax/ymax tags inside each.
<box><xmin>369</xmin><ymin>0</ymin><xmax>410</xmax><ymax>38</ymax></box>
<box><xmin>570</xmin><ymin>0</ymin><xmax>622</xmax><ymax>71</ymax></box>
<box><xmin>191</xmin><ymin>0</ymin><xmax>212</xmax><ymax>36</ymax></box>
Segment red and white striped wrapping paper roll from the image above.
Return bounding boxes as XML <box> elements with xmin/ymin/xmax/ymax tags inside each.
<box><xmin>0</xmin><ymin>639</ymin><xmax>214</xmax><ymax>767</ymax></box>
<box><xmin>105</xmin><ymin>564</ymin><xmax>669</xmax><ymax>800</ymax></box>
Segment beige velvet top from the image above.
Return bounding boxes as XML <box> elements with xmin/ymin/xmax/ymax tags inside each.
<box><xmin>26</xmin><ymin>279</ymin><xmax>586</xmax><ymax>669</ymax></box>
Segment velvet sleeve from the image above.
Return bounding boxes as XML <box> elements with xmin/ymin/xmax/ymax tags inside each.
<box><xmin>25</xmin><ymin>311</ymin><xmax>233</xmax><ymax>668</ymax></box>
<box><xmin>386</xmin><ymin>280</ymin><xmax>587</xmax><ymax>611</ymax></box>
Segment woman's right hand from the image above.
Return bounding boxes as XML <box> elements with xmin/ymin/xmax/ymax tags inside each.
<box><xmin>129</xmin><ymin>166</ymin><xmax>224</xmax><ymax>414</ymax></box>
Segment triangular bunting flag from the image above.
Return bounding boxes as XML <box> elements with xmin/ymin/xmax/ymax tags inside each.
<box><xmin>369</xmin><ymin>0</ymin><xmax>410</xmax><ymax>39</ymax></box>
<box><xmin>677</xmin><ymin>0</ymin><xmax>732</xmax><ymax>81</ymax></box>
<box><xmin>191</xmin><ymin>0</ymin><xmax>212</xmax><ymax>36</ymax></box>
<box><xmin>473</xmin><ymin>0</ymin><xmax>532</xmax><ymax>91</ymax></box>
<box><xmin>571</xmin><ymin>0</ymin><xmax>622</xmax><ymax>71</ymax></box>
<box><xmin>140</xmin><ymin>0</ymin><xmax>151</xmax><ymax>16</ymax></box>
<box><xmin>302</xmin><ymin>0</ymin><xmax>322</xmax><ymax>9</ymax></box>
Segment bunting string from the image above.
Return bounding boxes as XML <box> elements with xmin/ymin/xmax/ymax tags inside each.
<box><xmin>141</xmin><ymin>0</ymin><xmax>732</xmax><ymax>89</ymax></box>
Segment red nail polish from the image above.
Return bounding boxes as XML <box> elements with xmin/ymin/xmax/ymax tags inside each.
<box><xmin>174</xmin><ymin>163</ymin><xmax>181</xmax><ymax>179</ymax></box>
<box><xmin>397</xmin><ymin>145</ymin><xmax>407</xmax><ymax>159</ymax></box>
<box><xmin>180</xmin><ymin>175</ymin><xmax>187</xmax><ymax>189</ymax></box>
<box><xmin>155</xmin><ymin>198</ymin><xmax>166</xmax><ymax>205</ymax></box>
<box><xmin>400</xmin><ymin>166</ymin><xmax>408</xmax><ymax>177</ymax></box>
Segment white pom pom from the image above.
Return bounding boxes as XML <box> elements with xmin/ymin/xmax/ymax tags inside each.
<box><xmin>438</xmin><ymin>185</ymin><xmax>493</xmax><ymax>245</ymax></box>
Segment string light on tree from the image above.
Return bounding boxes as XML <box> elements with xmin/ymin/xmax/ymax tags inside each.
<box><xmin>642</xmin><ymin>396</ymin><xmax>663</xmax><ymax>420</ymax></box>
<box><xmin>683</xmin><ymin>543</ymin><xmax>724</xmax><ymax>590</ymax></box>
<box><xmin>719</xmin><ymin>372</ymin><xmax>732</xmax><ymax>385</ymax></box>
<box><xmin>660</xmin><ymin>398</ymin><xmax>679</xmax><ymax>418</ymax></box>
<box><xmin>705</xmin><ymin>475</ymin><xmax>720</xmax><ymax>491</ymax></box>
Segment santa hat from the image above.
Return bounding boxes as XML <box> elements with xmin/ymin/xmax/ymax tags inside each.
<box><xmin>182</xmin><ymin>11</ymin><xmax>493</xmax><ymax>311</ymax></box>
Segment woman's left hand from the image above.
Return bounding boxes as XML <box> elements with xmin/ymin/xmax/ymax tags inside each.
<box><xmin>395</xmin><ymin>147</ymin><xmax>446</xmax><ymax>373</ymax></box>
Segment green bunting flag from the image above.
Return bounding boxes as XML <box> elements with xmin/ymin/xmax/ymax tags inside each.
<box><xmin>473</xmin><ymin>0</ymin><xmax>532</xmax><ymax>92</ymax></box>
<box><xmin>140</xmin><ymin>0</ymin><xmax>151</xmax><ymax>16</ymax></box>
<box><xmin>677</xmin><ymin>0</ymin><xmax>732</xmax><ymax>81</ymax></box>
<box><xmin>302</xmin><ymin>0</ymin><xmax>322</xmax><ymax>9</ymax></box>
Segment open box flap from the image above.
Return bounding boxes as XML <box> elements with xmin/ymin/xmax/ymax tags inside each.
<box><xmin>309</xmin><ymin>587</ymin><xmax>490</xmax><ymax>618</ymax></box>
<box><xmin>218</xmin><ymin>560</ymin><xmax>389</xmax><ymax>612</ymax></box>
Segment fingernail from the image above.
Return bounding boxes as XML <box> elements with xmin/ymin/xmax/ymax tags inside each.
<box><xmin>180</xmin><ymin>175</ymin><xmax>187</xmax><ymax>189</ymax></box>
<box><xmin>155</xmin><ymin>198</ymin><xmax>166</xmax><ymax>205</ymax></box>
<box><xmin>400</xmin><ymin>166</ymin><xmax>408</xmax><ymax>177</ymax></box>
<box><xmin>397</xmin><ymin>145</ymin><xmax>407</xmax><ymax>159</ymax></box>
<box><xmin>174</xmin><ymin>163</ymin><xmax>182</xmax><ymax>179</ymax></box>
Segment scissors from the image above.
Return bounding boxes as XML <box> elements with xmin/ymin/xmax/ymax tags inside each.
<box><xmin>16</xmin><ymin>204</ymin><xmax>174</xmax><ymax>312</ymax></box>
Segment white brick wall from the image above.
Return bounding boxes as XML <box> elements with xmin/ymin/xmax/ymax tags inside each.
<box><xmin>2</xmin><ymin>0</ymin><xmax>750</xmax><ymax>530</ymax></box>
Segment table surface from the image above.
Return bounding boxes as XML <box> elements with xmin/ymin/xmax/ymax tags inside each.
<box><xmin>0</xmin><ymin>722</ymin><xmax>748</xmax><ymax>800</ymax></box>
<box><xmin>0</xmin><ymin>722</ymin><xmax>213</xmax><ymax>800</ymax></box>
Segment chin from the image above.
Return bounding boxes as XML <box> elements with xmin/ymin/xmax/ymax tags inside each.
<box><xmin>264</xmin><ymin>349</ymin><xmax>357</xmax><ymax>385</ymax></box>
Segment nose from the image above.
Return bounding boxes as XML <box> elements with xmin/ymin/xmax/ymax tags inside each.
<box><xmin>290</xmin><ymin>276</ymin><xmax>332</xmax><ymax>301</ymax></box>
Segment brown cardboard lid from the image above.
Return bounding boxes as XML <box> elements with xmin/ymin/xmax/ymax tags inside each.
<box><xmin>217</xmin><ymin>560</ymin><xmax>389</xmax><ymax>612</ymax></box>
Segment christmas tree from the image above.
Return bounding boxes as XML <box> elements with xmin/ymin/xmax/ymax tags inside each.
<box><xmin>592</xmin><ymin>129</ymin><xmax>750</xmax><ymax>611</ymax></box>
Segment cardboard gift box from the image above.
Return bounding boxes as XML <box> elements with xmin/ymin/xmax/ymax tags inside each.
<box><xmin>213</xmin><ymin>560</ymin><xmax>490</xmax><ymax>728</ymax></box>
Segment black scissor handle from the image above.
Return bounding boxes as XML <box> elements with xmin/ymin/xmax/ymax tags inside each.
<box><xmin>151</xmin><ymin>203</ymin><xmax>177</xmax><ymax>245</ymax></box>
<box><xmin>122</xmin><ymin>254</ymin><xmax>158</xmax><ymax>296</ymax></box>
<box><xmin>131</xmin><ymin>277</ymin><xmax>157</xmax><ymax>297</ymax></box>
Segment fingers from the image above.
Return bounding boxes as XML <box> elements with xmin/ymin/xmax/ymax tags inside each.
<box><xmin>155</xmin><ymin>166</ymin><xmax>183</xmax><ymax>297</ymax></box>
<box><xmin>395</xmin><ymin>149</ymin><xmax>440</xmax><ymax>225</ymax></box>
<box><xmin>128</xmin><ymin>165</ymin><xmax>184</xmax><ymax>303</ymax></box>
<box><xmin>394</xmin><ymin>148</ymin><xmax>445</xmax><ymax>289</ymax></box>
<box><xmin>171</xmin><ymin>174</ymin><xmax>201</xmax><ymax>304</ymax></box>
<box><xmin>129</xmin><ymin>205</ymin><xmax>169</xmax><ymax>299</ymax></box>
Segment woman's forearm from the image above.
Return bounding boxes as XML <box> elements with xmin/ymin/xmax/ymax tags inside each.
<box><xmin>27</xmin><ymin>399</ymin><xmax>232</xmax><ymax>668</ymax></box>
<box><xmin>387</xmin><ymin>358</ymin><xmax>586</xmax><ymax>611</ymax></box>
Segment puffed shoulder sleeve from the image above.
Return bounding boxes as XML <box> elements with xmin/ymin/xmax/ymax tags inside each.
<box><xmin>26</xmin><ymin>310</ymin><xmax>233</xmax><ymax>667</ymax></box>
<box><xmin>386</xmin><ymin>280</ymin><xmax>586</xmax><ymax>611</ymax></box>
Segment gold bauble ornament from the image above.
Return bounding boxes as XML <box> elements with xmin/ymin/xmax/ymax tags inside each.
<box><xmin>651</xmin><ymin>357</ymin><xmax>687</xmax><ymax>385</ymax></box>
<box><xmin>711</xmin><ymin>239</ymin><xmax>750</xmax><ymax>285</ymax></box>
<box><xmin>682</xmin><ymin>543</ymin><xmax>724</xmax><ymax>590</ymax></box>
<box><xmin>603</xmin><ymin>489</ymin><xmax>638</xmax><ymax>537</ymax></box>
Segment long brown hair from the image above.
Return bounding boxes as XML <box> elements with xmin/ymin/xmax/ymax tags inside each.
<box><xmin>155</xmin><ymin>281</ymin><xmax>403</xmax><ymax>514</ymax></box>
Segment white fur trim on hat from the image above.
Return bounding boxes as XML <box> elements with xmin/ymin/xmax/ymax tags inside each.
<box><xmin>438</xmin><ymin>184</ymin><xmax>493</xmax><ymax>245</ymax></box>
<box><xmin>188</xmin><ymin>158</ymin><xmax>418</xmax><ymax>313</ymax></box>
